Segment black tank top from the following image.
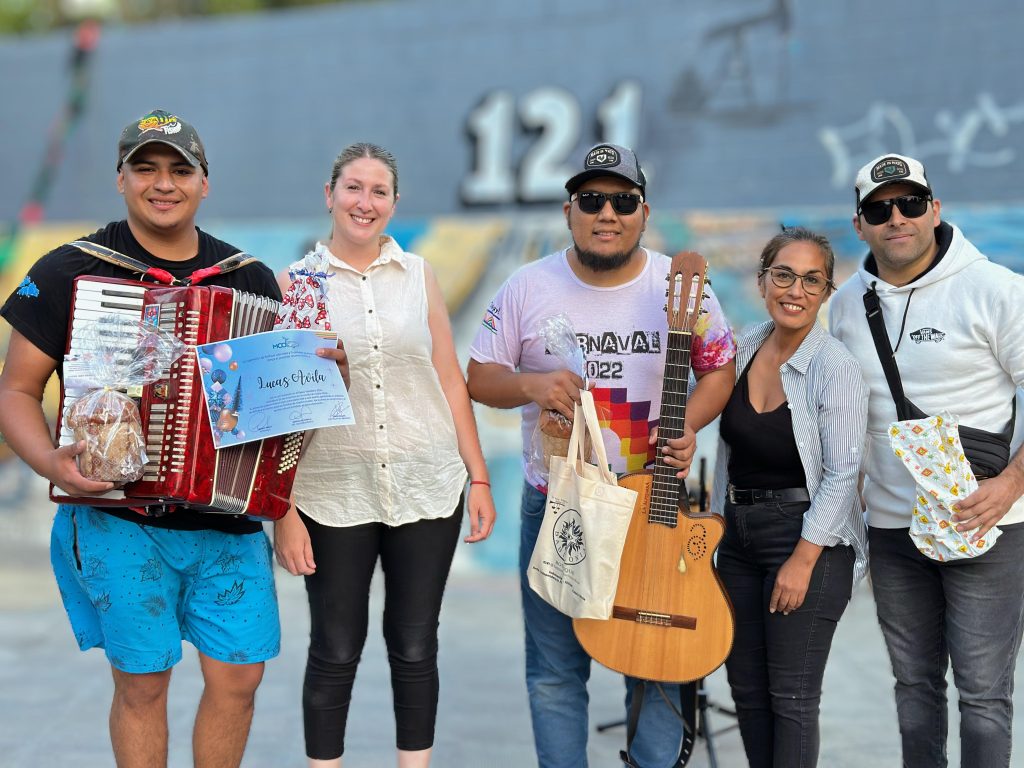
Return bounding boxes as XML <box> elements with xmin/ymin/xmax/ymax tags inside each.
<box><xmin>719</xmin><ymin>357</ymin><xmax>805</xmax><ymax>489</ymax></box>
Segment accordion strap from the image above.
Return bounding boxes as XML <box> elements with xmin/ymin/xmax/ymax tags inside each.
<box><xmin>69</xmin><ymin>240</ymin><xmax>258</xmax><ymax>286</ymax></box>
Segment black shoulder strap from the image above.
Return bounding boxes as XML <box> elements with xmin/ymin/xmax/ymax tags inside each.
<box><xmin>620</xmin><ymin>679</ymin><xmax>645</xmax><ymax>767</ymax></box>
<box><xmin>69</xmin><ymin>240</ymin><xmax>258</xmax><ymax>286</ymax></box>
<box><xmin>863</xmin><ymin>282</ymin><xmax>1016</xmax><ymax>437</ymax></box>
<box><xmin>619</xmin><ymin>681</ymin><xmax>695</xmax><ymax>767</ymax></box>
<box><xmin>862</xmin><ymin>283</ymin><xmax>923</xmax><ymax>421</ymax></box>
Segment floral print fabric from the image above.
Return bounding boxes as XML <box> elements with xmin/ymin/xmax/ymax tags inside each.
<box><xmin>889</xmin><ymin>410</ymin><xmax>1001</xmax><ymax>561</ymax></box>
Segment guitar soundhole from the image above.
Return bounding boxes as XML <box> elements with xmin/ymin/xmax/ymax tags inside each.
<box><xmin>687</xmin><ymin>524</ymin><xmax>708</xmax><ymax>560</ymax></box>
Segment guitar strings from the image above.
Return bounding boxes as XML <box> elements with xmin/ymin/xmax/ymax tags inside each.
<box><xmin>641</xmin><ymin>322</ymin><xmax>694</xmax><ymax>612</ymax></box>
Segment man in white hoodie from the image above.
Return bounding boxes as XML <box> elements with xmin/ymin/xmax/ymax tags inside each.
<box><xmin>829</xmin><ymin>153</ymin><xmax>1024</xmax><ymax>767</ymax></box>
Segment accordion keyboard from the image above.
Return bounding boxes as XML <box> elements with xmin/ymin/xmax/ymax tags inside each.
<box><xmin>57</xmin><ymin>279</ymin><xmax>149</xmax><ymax>501</ymax></box>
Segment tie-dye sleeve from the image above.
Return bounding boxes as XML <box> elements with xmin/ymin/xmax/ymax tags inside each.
<box><xmin>690</xmin><ymin>284</ymin><xmax>736</xmax><ymax>373</ymax></box>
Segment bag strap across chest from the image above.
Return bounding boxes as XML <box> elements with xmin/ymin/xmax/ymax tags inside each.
<box><xmin>862</xmin><ymin>282</ymin><xmax>923</xmax><ymax>421</ymax></box>
<box><xmin>862</xmin><ymin>282</ymin><xmax>1014</xmax><ymax>478</ymax></box>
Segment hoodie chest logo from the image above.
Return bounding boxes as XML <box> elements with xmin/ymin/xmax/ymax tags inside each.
<box><xmin>910</xmin><ymin>327</ymin><xmax>946</xmax><ymax>344</ymax></box>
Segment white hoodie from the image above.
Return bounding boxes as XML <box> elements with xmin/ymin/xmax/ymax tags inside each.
<box><xmin>829</xmin><ymin>222</ymin><xmax>1024</xmax><ymax>528</ymax></box>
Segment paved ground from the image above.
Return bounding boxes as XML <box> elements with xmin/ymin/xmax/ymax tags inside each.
<box><xmin>1</xmin><ymin>494</ymin><xmax>1022</xmax><ymax>767</ymax></box>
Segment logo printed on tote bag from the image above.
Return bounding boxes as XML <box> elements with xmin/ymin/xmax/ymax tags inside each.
<box><xmin>554</xmin><ymin>509</ymin><xmax>586</xmax><ymax>564</ymax></box>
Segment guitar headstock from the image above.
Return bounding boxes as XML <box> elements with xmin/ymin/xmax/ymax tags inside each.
<box><xmin>666</xmin><ymin>251</ymin><xmax>708</xmax><ymax>333</ymax></box>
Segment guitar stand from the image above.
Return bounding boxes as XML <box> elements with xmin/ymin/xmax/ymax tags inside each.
<box><xmin>686</xmin><ymin>679</ymin><xmax>739</xmax><ymax>768</ymax></box>
<box><xmin>595</xmin><ymin>679</ymin><xmax>738</xmax><ymax>767</ymax></box>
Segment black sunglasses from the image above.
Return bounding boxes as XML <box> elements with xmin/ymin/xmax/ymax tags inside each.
<box><xmin>572</xmin><ymin>191</ymin><xmax>643</xmax><ymax>215</ymax></box>
<box><xmin>858</xmin><ymin>194</ymin><xmax>932</xmax><ymax>226</ymax></box>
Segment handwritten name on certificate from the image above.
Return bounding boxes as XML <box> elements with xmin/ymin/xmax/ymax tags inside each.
<box><xmin>196</xmin><ymin>329</ymin><xmax>354</xmax><ymax>448</ymax></box>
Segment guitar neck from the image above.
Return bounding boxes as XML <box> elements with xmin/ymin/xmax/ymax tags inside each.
<box><xmin>650</xmin><ymin>328</ymin><xmax>697</xmax><ymax>525</ymax></box>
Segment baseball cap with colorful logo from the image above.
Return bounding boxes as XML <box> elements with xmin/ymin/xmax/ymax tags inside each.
<box><xmin>855</xmin><ymin>153</ymin><xmax>931</xmax><ymax>207</ymax></box>
<box><xmin>565</xmin><ymin>143</ymin><xmax>647</xmax><ymax>197</ymax></box>
<box><xmin>117</xmin><ymin>109</ymin><xmax>208</xmax><ymax>175</ymax></box>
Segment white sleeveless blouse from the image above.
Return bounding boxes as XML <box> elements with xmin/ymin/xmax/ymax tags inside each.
<box><xmin>290</xmin><ymin>237</ymin><xmax>466</xmax><ymax>527</ymax></box>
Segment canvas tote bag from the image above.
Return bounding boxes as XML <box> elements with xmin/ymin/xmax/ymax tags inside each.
<box><xmin>527</xmin><ymin>389</ymin><xmax>638</xmax><ymax>619</ymax></box>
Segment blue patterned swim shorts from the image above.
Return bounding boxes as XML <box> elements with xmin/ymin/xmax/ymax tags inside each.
<box><xmin>51</xmin><ymin>505</ymin><xmax>280</xmax><ymax>673</ymax></box>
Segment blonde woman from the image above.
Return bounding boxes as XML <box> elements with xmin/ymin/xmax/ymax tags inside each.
<box><xmin>274</xmin><ymin>143</ymin><xmax>496</xmax><ymax>768</ymax></box>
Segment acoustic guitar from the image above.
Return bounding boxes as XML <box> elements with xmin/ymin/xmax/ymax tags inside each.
<box><xmin>573</xmin><ymin>252</ymin><xmax>734</xmax><ymax>683</ymax></box>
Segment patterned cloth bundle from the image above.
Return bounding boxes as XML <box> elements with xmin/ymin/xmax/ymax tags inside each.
<box><xmin>889</xmin><ymin>410</ymin><xmax>1001</xmax><ymax>561</ymax></box>
<box><xmin>277</xmin><ymin>247</ymin><xmax>333</xmax><ymax>331</ymax></box>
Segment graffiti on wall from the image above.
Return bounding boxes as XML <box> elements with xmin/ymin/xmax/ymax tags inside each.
<box><xmin>820</xmin><ymin>93</ymin><xmax>1024</xmax><ymax>188</ymax></box>
<box><xmin>668</xmin><ymin>0</ymin><xmax>794</xmax><ymax>122</ymax></box>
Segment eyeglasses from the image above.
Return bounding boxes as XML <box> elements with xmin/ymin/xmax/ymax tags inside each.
<box><xmin>571</xmin><ymin>191</ymin><xmax>643</xmax><ymax>215</ymax></box>
<box><xmin>858</xmin><ymin>194</ymin><xmax>932</xmax><ymax>226</ymax></box>
<box><xmin>758</xmin><ymin>266</ymin><xmax>834</xmax><ymax>295</ymax></box>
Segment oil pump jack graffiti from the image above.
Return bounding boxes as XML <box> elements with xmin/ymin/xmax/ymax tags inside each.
<box><xmin>669</xmin><ymin>0</ymin><xmax>794</xmax><ymax>123</ymax></box>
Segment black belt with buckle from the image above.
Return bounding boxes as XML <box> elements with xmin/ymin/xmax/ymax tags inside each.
<box><xmin>727</xmin><ymin>485</ymin><xmax>810</xmax><ymax>505</ymax></box>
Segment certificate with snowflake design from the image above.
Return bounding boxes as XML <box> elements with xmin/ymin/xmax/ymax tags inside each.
<box><xmin>195</xmin><ymin>329</ymin><xmax>353</xmax><ymax>448</ymax></box>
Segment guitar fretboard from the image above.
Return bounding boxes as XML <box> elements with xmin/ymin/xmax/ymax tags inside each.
<box><xmin>649</xmin><ymin>328</ymin><xmax>693</xmax><ymax>526</ymax></box>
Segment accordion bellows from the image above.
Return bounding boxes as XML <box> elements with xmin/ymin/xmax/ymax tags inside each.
<box><xmin>52</xmin><ymin>277</ymin><xmax>302</xmax><ymax>520</ymax></box>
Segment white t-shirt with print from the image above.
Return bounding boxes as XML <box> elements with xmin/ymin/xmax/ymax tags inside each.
<box><xmin>469</xmin><ymin>248</ymin><xmax>736</xmax><ymax>491</ymax></box>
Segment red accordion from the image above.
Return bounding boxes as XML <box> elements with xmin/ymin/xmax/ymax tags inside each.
<box><xmin>51</xmin><ymin>277</ymin><xmax>304</xmax><ymax>520</ymax></box>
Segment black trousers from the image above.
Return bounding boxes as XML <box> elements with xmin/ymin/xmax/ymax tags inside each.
<box><xmin>299</xmin><ymin>504</ymin><xmax>462</xmax><ymax>759</ymax></box>
<box><xmin>717</xmin><ymin>499</ymin><xmax>854</xmax><ymax>768</ymax></box>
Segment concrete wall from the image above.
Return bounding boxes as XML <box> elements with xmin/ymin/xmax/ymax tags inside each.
<box><xmin>2</xmin><ymin>0</ymin><xmax>1023</xmax><ymax>221</ymax></box>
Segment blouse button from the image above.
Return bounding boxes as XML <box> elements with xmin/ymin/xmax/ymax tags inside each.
<box><xmin>362</xmin><ymin>276</ymin><xmax>367</xmax><ymax>281</ymax></box>
<box><xmin>381</xmin><ymin>463</ymin><xmax>387</xmax><ymax>469</ymax></box>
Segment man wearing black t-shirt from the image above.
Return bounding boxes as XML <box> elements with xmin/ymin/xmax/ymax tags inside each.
<box><xmin>0</xmin><ymin>110</ymin><xmax>339</xmax><ymax>768</ymax></box>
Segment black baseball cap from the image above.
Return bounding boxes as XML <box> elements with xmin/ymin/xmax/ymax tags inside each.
<box><xmin>565</xmin><ymin>143</ymin><xmax>646</xmax><ymax>197</ymax></box>
<box><xmin>117</xmin><ymin>109</ymin><xmax>208</xmax><ymax>175</ymax></box>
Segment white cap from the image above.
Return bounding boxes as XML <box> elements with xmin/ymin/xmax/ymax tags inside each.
<box><xmin>855</xmin><ymin>153</ymin><xmax>931</xmax><ymax>208</ymax></box>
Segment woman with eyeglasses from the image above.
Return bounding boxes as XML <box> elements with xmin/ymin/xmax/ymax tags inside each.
<box><xmin>272</xmin><ymin>143</ymin><xmax>496</xmax><ymax>768</ymax></box>
<box><xmin>709</xmin><ymin>226</ymin><xmax>868</xmax><ymax>768</ymax></box>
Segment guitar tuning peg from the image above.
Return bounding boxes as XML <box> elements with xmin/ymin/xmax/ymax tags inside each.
<box><xmin>664</xmin><ymin>288</ymin><xmax>669</xmax><ymax>296</ymax></box>
<box><xmin>665</xmin><ymin>274</ymin><xmax>670</xmax><ymax>281</ymax></box>
<box><xmin>705</xmin><ymin>277</ymin><xmax>713</xmax><ymax>287</ymax></box>
<box><xmin>662</xmin><ymin>304</ymin><xmax>668</xmax><ymax>312</ymax></box>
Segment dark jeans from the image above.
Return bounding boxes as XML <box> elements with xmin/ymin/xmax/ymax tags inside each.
<box><xmin>718</xmin><ymin>499</ymin><xmax>854</xmax><ymax>768</ymax></box>
<box><xmin>300</xmin><ymin>506</ymin><xmax>462</xmax><ymax>759</ymax></box>
<box><xmin>868</xmin><ymin>524</ymin><xmax>1024</xmax><ymax>768</ymax></box>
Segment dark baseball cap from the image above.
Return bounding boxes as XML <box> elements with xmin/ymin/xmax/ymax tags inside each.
<box><xmin>117</xmin><ymin>109</ymin><xmax>208</xmax><ymax>175</ymax></box>
<box><xmin>565</xmin><ymin>143</ymin><xmax>646</xmax><ymax>197</ymax></box>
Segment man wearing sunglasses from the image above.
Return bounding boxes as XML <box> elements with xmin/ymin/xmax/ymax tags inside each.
<box><xmin>466</xmin><ymin>143</ymin><xmax>737</xmax><ymax>767</ymax></box>
<box><xmin>829</xmin><ymin>153</ymin><xmax>1024</xmax><ymax>767</ymax></box>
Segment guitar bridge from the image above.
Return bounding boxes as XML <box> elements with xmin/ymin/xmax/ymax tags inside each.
<box><xmin>612</xmin><ymin>606</ymin><xmax>698</xmax><ymax>630</ymax></box>
<box><xmin>636</xmin><ymin>611</ymin><xmax>672</xmax><ymax>627</ymax></box>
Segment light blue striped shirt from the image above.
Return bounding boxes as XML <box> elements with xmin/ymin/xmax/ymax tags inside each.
<box><xmin>711</xmin><ymin>321</ymin><xmax>870</xmax><ymax>583</ymax></box>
